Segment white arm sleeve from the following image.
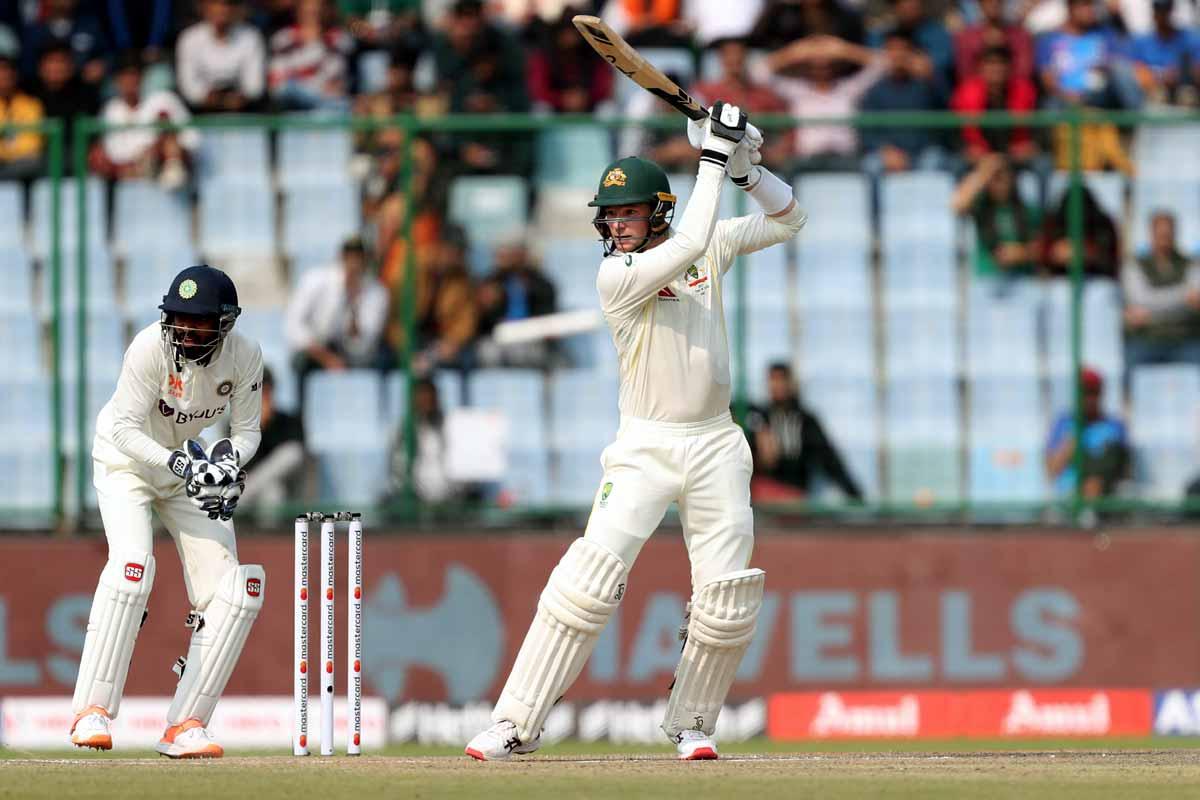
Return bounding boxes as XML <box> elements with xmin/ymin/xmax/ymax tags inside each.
<box><xmin>228</xmin><ymin>341</ymin><xmax>265</xmax><ymax>465</ymax></box>
<box><xmin>597</xmin><ymin>161</ymin><xmax>726</xmax><ymax>317</ymax></box>
<box><xmin>108</xmin><ymin>335</ymin><xmax>173</xmax><ymax>470</ymax></box>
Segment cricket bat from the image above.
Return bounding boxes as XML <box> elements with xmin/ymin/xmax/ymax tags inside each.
<box><xmin>572</xmin><ymin>15</ymin><xmax>707</xmax><ymax>122</ymax></box>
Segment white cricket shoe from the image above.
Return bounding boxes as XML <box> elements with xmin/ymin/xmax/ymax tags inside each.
<box><xmin>464</xmin><ymin>720</ymin><xmax>541</xmax><ymax>761</ymax></box>
<box><xmin>675</xmin><ymin>729</ymin><xmax>719</xmax><ymax>760</ymax></box>
<box><xmin>70</xmin><ymin>706</ymin><xmax>113</xmax><ymax>750</ymax></box>
<box><xmin>156</xmin><ymin>718</ymin><xmax>224</xmax><ymax>759</ymax></box>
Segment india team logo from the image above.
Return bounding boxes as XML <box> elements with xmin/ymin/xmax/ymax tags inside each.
<box><xmin>178</xmin><ymin>279</ymin><xmax>198</xmax><ymax>299</ymax></box>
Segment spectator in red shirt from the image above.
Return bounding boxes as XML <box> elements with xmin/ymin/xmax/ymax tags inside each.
<box><xmin>527</xmin><ymin>9</ymin><xmax>613</xmax><ymax>113</ymax></box>
<box><xmin>952</xmin><ymin>46</ymin><xmax>1038</xmax><ymax>164</ymax></box>
<box><xmin>955</xmin><ymin>0</ymin><xmax>1035</xmax><ymax>81</ymax></box>
<box><xmin>692</xmin><ymin>37</ymin><xmax>791</xmax><ymax>167</ymax></box>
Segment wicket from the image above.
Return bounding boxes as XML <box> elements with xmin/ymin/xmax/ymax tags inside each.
<box><xmin>294</xmin><ymin>511</ymin><xmax>363</xmax><ymax>756</ymax></box>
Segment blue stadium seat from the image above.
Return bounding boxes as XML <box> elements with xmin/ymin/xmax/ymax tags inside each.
<box><xmin>800</xmin><ymin>307</ymin><xmax>873</xmax><ymax>378</ymax></box>
<box><xmin>198</xmin><ymin>129</ymin><xmax>269</xmax><ymax>183</ymax></box>
<box><xmin>796</xmin><ymin>240</ymin><xmax>870</xmax><ymax>310</ymax></box>
<box><xmin>447</xmin><ymin>176</ymin><xmax>529</xmax><ymax>274</ymax></box>
<box><xmin>61</xmin><ymin>379</ymin><xmax>121</xmax><ymax>455</ymax></box>
<box><xmin>0</xmin><ymin>250</ymin><xmax>33</xmax><ymax>314</ymax></box>
<box><xmin>234</xmin><ymin>308</ymin><xmax>296</xmax><ymax>412</ymax></box>
<box><xmin>884</xmin><ymin>376</ymin><xmax>962</xmax><ymax>503</ymax></box>
<box><xmin>552</xmin><ymin>448</ymin><xmax>604</xmax><ymax>507</ymax></box>
<box><xmin>1044</xmin><ymin>279</ymin><xmax>1123</xmax><ymax>383</ymax></box>
<box><xmin>803</xmin><ymin>376</ymin><xmax>880</xmax><ymax>497</ymax></box>
<box><xmin>112</xmin><ymin>180</ymin><xmax>192</xmax><ymax>254</ymax></box>
<box><xmin>795</xmin><ymin>173</ymin><xmax>869</xmax><ymax>247</ymax></box>
<box><xmin>536</xmin><ymin>127</ymin><xmax>614</xmax><ymax>189</ymax></box>
<box><xmin>1046</xmin><ymin>171</ymin><xmax>1126</xmax><ymax>221</ymax></box>
<box><xmin>882</xmin><ymin>240</ymin><xmax>957</xmax><ymax>309</ymax></box>
<box><xmin>32</xmin><ymin>177</ymin><xmax>105</xmax><ymax>257</ymax></box>
<box><xmin>3</xmin><ymin>313</ymin><xmax>44</xmax><ymax>379</ymax></box>
<box><xmin>543</xmin><ymin>238</ymin><xmax>601</xmax><ymax>310</ymax></box>
<box><xmin>278</xmin><ymin>128</ymin><xmax>354</xmax><ymax>188</ymax></box>
<box><xmin>43</xmin><ymin>249</ymin><xmax>116</xmax><ymax>314</ymax></box>
<box><xmin>0</xmin><ymin>451</ymin><xmax>55</xmax><ymax>513</ymax></box>
<box><xmin>967</xmin><ymin>445</ymin><xmax>1045</xmax><ymax>503</ymax></box>
<box><xmin>303</xmin><ymin>369</ymin><xmax>385</xmax><ymax>451</ymax></box>
<box><xmin>880</xmin><ymin>172</ymin><xmax>955</xmax><ymax>244</ymax></box>
<box><xmin>198</xmin><ymin>176</ymin><xmax>276</xmax><ymax>256</ymax></box>
<box><xmin>730</xmin><ymin>304</ymin><xmax>790</xmax><ymax>402</ymax></box>
<box><xmin>357</xmin><ymin>50</ymin><xmax>390</xmax><ymax>93</ymax></box>
<box><xmin>0</xmin><ymin>181</ymin><xmax>24</xmax><ymax>250</ymax></box>
<box><xmin>282</xmin><ymin>183</ymin><xmax>361</xmax><ymax>266</ymax></box>
<box><xmin>0</xmin><ymin>378</ymin><xmax>53</xmax><ymax>448</ymax></box>
<box><xmin>884</xmin><ymin>308</ymin><xmax>959</xmax><ymax>378</ymax></box>
<box><xmin>740</xmin><ymin>245</ymin><xmax>790</xmax><ymax>307</ymax></box>
<box><xmin>966</xmin><ymin>283</ymin><xmax>1039</xmax><ymax>378</ymax></box>
<box><xmin>1131</xmin><ymin>178</ymin><xmax>1200</xmax><ymax>255</ymax></box>
<box><xmin>382</xmin><ymin>371</ymin><xmax>408</xmax><ymax>432</ymax></box>
<box><xmin>1134</xmin><ymin>124</ymin><xmax>1200</xmax><ymax>180</ymax></box>
<box><xmin>549</xmin><ymin>369</ymin><xmax>618</xmax><ymax>450</ymax></box>
<box><xmin>466</xmin><ymin>369</ymin><xmax>550</xmax><ymax>504</ymax></box>
<box><xmin>1131</xmin><ymin>364</ymin><xmax>1200</xmax><ymax>498</ymax></box>
<box><xmin>124</xmin><ymin>249</ymin><xmax>199</xmax><ymax>316</ymax></box>
<box><xmin>57</xmin><ymin>310</ymin><xmax>126</xmax><ymax>387</ymax></box>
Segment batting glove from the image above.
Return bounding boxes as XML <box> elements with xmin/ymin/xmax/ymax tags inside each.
<box><xmin>699</xmin><ymin>101</ymin><xmax>749</xmax><ymax>166</ymax></box>
<box><xmin>729</xmin><ymin>138</ymin><xmax>764</xmax><ymax>189</ymax></box>
<box><xmin>688</xmin><ymin>109</ymin><xmax>762</xmax><ymax>152</ymax></box>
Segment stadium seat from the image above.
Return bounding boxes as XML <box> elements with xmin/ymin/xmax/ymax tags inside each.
<box><xmin>796</xmin><ymin>240</ymin><xmax>870</xmax><ymax>310</ymax></box>
<box><xmin>382</xmin><ymin>371</ymin><xmax>408</xmax><ymax>432</ymax></box>
<box><xmin>740</xmin><ymin>245</ymin><xmax>790</xmax><ymax>307</ymax></box>
<box><xmin>57</xmin><ymin>309</ymin><xmax>126</xmax><ymax>387</ymax></box>
<box><xmin>0</xmin><ymin>250</ymin><xmax>33</xmax><ymax>314</ymax></box>
<box><xmin>44</xmin><ymin>248</ymin><xmax>116</xmax><ymax>314</ymax></box>
<box><xmin>234</xmin><ymin>308</ymin><xmax>296</xmax><ymax>412</ymax></box>
<box><xmin>1131</xmin><ymin>178</ymin><xmax>1200</xmax><ymax>255</ymax></box>
<box><xmin>880</xmin><ymin>171</ymin><xmax>955</xmax><ymax>244</ymax></box>
<box><xmin>536</xmin><ymin>127</ymin><xmax>615</xmax><ymax>189</ymax></box>
<box><xmin>61</xmin><ymin>378</ymin><xmax>122</xmax><ymax>455</ymax></box>
<box><xmin>884</xmin><ymin>307</ymin><xmax>959</xmax><ymax>378</ymax></box>
<box><xmin>881</xmin><ymin>240</ymin><xmax>957</xmax><ymax>310</ymax></box>
<box><xmin>1133</xmin><ymin>124</ymin><xmax>1200</xmax><ymax>180</ymax></box>
<box><xmin>965</xmin><ymin>282</ymin><xmax>1039</xmax><ymax>378</ymax></box>
<box><xmin>543</xmin><ymin>238</ymin><xmax>602</xmax><ymax>310</ymax></box>
<box><xmin>2</xmin><ymin>313</ymin><xmax>44</xmax><ymax>379</ymax></box>
<box><xmin>1044</xmin><ymin>279</ymin><xmax>1123</xmax><ymax>387</ymax></box>
<box><xmin>552</xmin><ymin>448</ymin><xmax>604</xmax><ymax>506</ymax></box>
<box><xmin>803</xmin><ymin>375</ymin><xmax>881</xmax><ymax>497</ymax></box>
<box><xmin>447</xmin><ymin>176</ymin><xmax>529</xmax><ymax>274</ymax></box>
<box><xmin>303</xmin><ymin>369</ymin><xmax>385</xmax><ymax>451</ymax></box>
<box><xmin>124</xmin><ymin>248</ymin><xmax>199</xmax><ymax>315</ymax></box>
<box><xmin>31</xmin><ymin>177</ymin><xmax>105</xmax><ymax>257</ymax></box>
<box><xmin>884</xmin><ymin>377</ymin><xmax>963</xmax><ymax>504</ymax></box>
<box><xmin>278</xmin><ymin>128</ymin><xmax>354</xmax><ymax>188</ymax></box>
<box><xmin>0</xmin><ymin>378</ymin><xmax>53</xmax><ymax>448</ymax></box>
<box><xmin>1046</xmin><ymin>171</ymin><xmax>1126</xmax><ymax>221</ymax></box>
<box><xmin>198</xmin><ymin>129</ymin><xmax>269</xmax><ymax>183</ymax></box>
<box><xmin>0</xmin><ymin>181</ymin><xmax>24</xmax><ymax>250</ymax></box>
<box><xmin>465</xmin><ymin>369</ymin><xmax>551</xmax><ymax>505</ymax></box>
<box><xmin>112</xmin><ymin>180</ymin><xmax>192</xmax><ymax>255</ymax></box>
<box><xmin>795</xmin><ymin>173</ymin><xmax>869</xmax><ymax>247</ymax></box>
<box><xmin>730</xmin><ymin>304</ymin><xmax>790</xmax><ymax>402</ymax></box>
<box><xmin>800</xmin><ymin>307</ymin><xmax>874</xmax><ymax>378</ymax></box>
<box><xmin>1131</xmin><ymin>365</ymin><xmax>1200</xmax><ymax>499</ymax></box>
<box><xmin>282</xmin><ymin>182</ymin><xmax>361</xmax><ymax>267</ymax></box>
<box><xmin>198</xmin><ymin>176</ymin><xmax>276</xmax><ymax>256</ymax></box>
<box><xmin>0</xmin><ymin>451</ymin><xmax>55</xmax><ymax>513</ymax></box>
<box><xmin>549</xmin><ymin>369</ymin><xmax>619</xmax><ymax>450</ymax></box>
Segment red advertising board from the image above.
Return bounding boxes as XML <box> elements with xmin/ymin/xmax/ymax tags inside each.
<box><xmin>768</xmin><ymin>689</ymin><xmax>1154</xmax><ymax>739</ymax></box>
<box><xmin>0</xmin><ymin>531</ymin><xmax>1197</xmax><ymax>706</ymax></box>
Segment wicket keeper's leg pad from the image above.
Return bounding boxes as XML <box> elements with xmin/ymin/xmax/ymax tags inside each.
<box><xmin>662</xmin><ymin>568</ymin><xmax>765</xmax><ymax>739</ymax></box>
<box><xmin>168</xmin><ymin>564</ymin><xmax>265</xmax><ymax>726</ymax></box>
<box><xmin>73</xmin><ymin>552</ymin><xmax>157</xmax><ymax>718</ymax></box>
<box><xmin>494</xmin><ymin>538</ymin><xmax>628</xmax><ymax>742</ymax></box>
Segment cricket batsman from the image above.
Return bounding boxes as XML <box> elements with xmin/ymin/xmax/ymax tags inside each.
<box><xmin>69</xmin><ymin>264</ymin><xmax>265</xmax><ymax>758</ymax></box>
<box><xmin>466</xmin><ymin>101</ymin><xmax>806</xmax><ymax>761</ymax></box>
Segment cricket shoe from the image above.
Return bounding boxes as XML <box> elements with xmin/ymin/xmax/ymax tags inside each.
<box><xmin>156</xmin><ymin>719</ymin><xmax>224</xmax><ymax>759</ymax></box>
<box><xmin>464</xmin><ymin>720</ymin><xmax>541</xmax><ymax>761</ymax></box>
<box><xmin>675</xmin><ymin>730</ymin><xmax>719</xmax><ymax>760</ymax></box>
<box><xmin>70</xmin><ymin>706</ymin><xmax>113</xmax><ymax>750</ymax></box>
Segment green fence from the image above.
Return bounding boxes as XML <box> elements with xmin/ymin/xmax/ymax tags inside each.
<box><xmin>10</xmin><ymin>109</ymin><xmax>1200</xmax><ymax>530</ymax></box>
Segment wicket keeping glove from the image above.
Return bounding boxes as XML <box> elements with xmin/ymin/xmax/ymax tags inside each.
<box><xmin>185</xmin><ymin>439</ymin><xmax>243</xmax><ymax>520</ymax></box>
<box><xmin>167</xmin><ymin>439</ymin><xmax>208</xmax><ymax>486</ymax></box>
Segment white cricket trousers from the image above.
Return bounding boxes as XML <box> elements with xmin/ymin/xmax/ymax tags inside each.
<box><xmin>584</xmin><ymin>411</ymin><xmax>755</xmax><ymax>588</ymax></box>
<box><xmin>94</xmin><ymin>460</ymin><xmax>239</xmax><ymax>612</ymax></box>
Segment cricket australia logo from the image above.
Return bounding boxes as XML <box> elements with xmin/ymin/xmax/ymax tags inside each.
<box><xmin>603</xmin><ymin>167</ymin><xmax>627</xmax><ymax>188</ymax></box>
<box><xmin>686</xmin><ymin>264</ymin><xmax>709</xmax><ymax>294</ymax></box>
<box><xmin>599</xmin><ymin>481</ymin><xmax>613</xmax><ymax>507</ymax></box>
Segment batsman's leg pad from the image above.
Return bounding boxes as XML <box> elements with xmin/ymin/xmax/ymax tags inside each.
<box><xmin>167</xmin><ymin>564</ymin><xmax>265</xmax><ymax>726</ymax></box>
<box><xmin>493</xmin><ymin>538</ymin><xmax>628</xmax><ymax>742</ymax></box>
<box><xmin>662</xmin><ymin>568</ymin><xmax>765</xmax><ymax>739</ymax></box>
<box><xmin>72</xmin><ymin>552</ymin><xmax>156</xmax><ymax>718</ymax></box>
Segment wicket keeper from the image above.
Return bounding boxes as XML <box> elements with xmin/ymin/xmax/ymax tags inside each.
<box><xmin>70</xmin><ymin>264</ymin><xmax>265</xmax><ymax>758</ymax></box>
<box><xmin>467</xmin><ymin>101</ymin><xmax>806</xmax><ymax>761</ymax></box>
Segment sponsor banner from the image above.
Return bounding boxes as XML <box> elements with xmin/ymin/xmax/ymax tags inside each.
<box><xmin>0</xmin><ymin>696</ymin><xmax>387</xmax><ymax>750</ymax></box>
<box><xmin>1154</xmin><ymin>689</ymin><xmax>1200</xmax><ymax>735</ymax></box>
<box><xmin>388</xmin><ymin>699</ymin><xmax>766</xmax><ymax>745</ymax></box>
<box><xmin>769</xmin><ymin>689</ymin><xmax>1153</xmax><ymax>739</ymax></box>
<box><xmin>2</xmin><ymin>533</ymin><xmax>1197</xmax><ymax>703</ymax></box>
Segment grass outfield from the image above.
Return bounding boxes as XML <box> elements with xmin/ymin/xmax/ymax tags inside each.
<box><xmin>3</xmin><ymin>739</ymin><xmax>1200</xmax><ymax>799</ymax></box>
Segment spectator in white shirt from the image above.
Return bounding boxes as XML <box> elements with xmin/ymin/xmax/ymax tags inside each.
<box><xmin>176</xmin><ymin>0</ymin><xmax>266</xmax><ymax>113</ymax></box>
<box><xmin>268</xmin><ymin>0</ymin><xmax>354</xmax><ymax>112</ymax></box>
<box><xmin>90</xmin><ymin>52</ymin><xmax>198</xmax><ymax>190</ymax></box>
<box><xmin>286</xmin><ymin>236</ymin><xmax>391</xmax><ymax>408</ymax></box>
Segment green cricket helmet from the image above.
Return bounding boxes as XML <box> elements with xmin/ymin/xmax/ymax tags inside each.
<box><xmin>588</xmin><ymin>156</ymin><xmax>676</xmax><ymax>256</ymax></box>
